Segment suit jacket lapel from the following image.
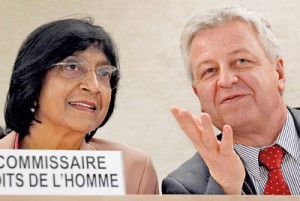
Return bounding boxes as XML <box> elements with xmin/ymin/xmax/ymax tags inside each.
<box><xmin>288</xmin><ymin>107</ymin><xmax>300</xmax><ymax>138</ymax></box>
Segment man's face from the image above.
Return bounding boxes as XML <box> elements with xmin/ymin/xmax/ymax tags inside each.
<box><xmin>189</xmin><ymin>21</ymin><xmax>285</xmax><ymax>132</ymax></box>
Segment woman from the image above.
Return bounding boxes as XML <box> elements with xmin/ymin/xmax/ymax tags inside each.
<box><xmin>0</xmin><ymin>18</ymin><xmax>158</xmax><ymax>194</ymax></box>
<box><xmin>0</xmin><ymin>126</ymin><xmax>4</xmax><ymax>138</ymax></box>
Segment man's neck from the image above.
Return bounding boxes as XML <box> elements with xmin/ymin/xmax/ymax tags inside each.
<box><xmin>233</xmin><ymin>107</ymin><xmax>288</xmax><ymax>147</ymax></box>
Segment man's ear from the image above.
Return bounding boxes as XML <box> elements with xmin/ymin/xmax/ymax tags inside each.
<box><xmin>192</xmin><ymin>85</ymin><xmax>205</xmax><ymax>112</ymax></box>
<box><xmin>192</xmin><ymin>85</ymin><xmax>198</xmax><ymax>96</ymax></box>
<box><xmin>276</xmin><ymin>57</ymin><xmax>285</xmax><ymax>93</ymax></box>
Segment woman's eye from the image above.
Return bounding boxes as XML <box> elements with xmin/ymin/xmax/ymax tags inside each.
<box><xmin>97</xmin><ymin>68</ymin><xmax>111</xmax><ymax>78</ymax></box>
<box><xmin>65</xmin><ymin>62</ymin><xmax>80</xmax><ymax>71</ymax></box>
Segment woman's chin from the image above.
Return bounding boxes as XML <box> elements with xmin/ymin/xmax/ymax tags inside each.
<box><xmin>66</xmin><ymin>123</ymin><xmax>98</xmax><ymax>136</ymax></box>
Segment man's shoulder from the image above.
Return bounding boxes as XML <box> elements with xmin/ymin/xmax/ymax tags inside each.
<box><xmin>162</xmin><ymin>153</ymin><xmax>210</xmax><ymax>194</ymax></box>
<box><xmin>289</xmin><ymin>107</ymin><xmax>300</xmax><ymax>117</ymax></box>
<box><xmin>167</xmin><ymin>152</ymin><xmax>209</xmax><ymax>178</ymax></box>
<box><xmin>288</xmin><ymin>107</ymin><xmax>300</xmax><ymax>134</ymax></box>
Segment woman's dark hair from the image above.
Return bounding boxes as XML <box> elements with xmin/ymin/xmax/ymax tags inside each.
<box><xmin>0</xmin><ymin>126</ymin><xmax>5</xmax><ymax>139</ymax></box>
<box><xmin>4</xmin><ymin>18</ymin><xmax>120</xmax><ymax>142</ymax></box>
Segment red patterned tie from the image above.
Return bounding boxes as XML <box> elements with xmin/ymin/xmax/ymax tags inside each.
<box><xmin>259</xmin><ymin>144</ymin><xmax>291</xmax><ymax>195</ymax></box>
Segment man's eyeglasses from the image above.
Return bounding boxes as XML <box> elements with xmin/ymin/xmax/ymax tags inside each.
<box><xmin>51</xmin><ymin>56</ymin><xmax>118</xmax><ymax>90</ymax></box>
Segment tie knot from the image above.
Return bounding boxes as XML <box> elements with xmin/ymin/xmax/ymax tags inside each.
<box><xmin>259</xmin><ymin>144</ymin><xmax>284</xmax><ymax>171</ymax></box>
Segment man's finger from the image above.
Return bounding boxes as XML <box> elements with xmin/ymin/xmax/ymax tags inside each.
<box><xmin>178</xmin><ymin>110</ymin><xmax>203</xmax><ymax>143</ymax></box>
<box><xmin>170</xmin><ymin>106</ymin><xmax>181</xmax><ymax>122</ymax></box>
<box><xmin>220</xmin><ymin>125</ymin><xmax>234</xmax><ymax>154</ymax></box>
<box><xmin>200</xmin><ymin>113</ymin><xmax>218</xmax><ymax>149</ymax></box>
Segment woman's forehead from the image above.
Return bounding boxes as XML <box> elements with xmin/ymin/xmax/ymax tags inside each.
<box><xmin>71</xmin><ymin>46</ymin><xmax>109</xmax><ymax>63</ymax></box>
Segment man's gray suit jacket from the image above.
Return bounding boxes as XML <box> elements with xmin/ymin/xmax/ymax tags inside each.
<box><xmin>162</xmin><ymin>107</ymin><xmax>300</xmax><ymax>194</ymax></box>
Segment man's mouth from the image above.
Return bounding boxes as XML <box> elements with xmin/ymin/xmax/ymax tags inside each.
<box><xmin>220</xmin><ymin>94</ymin><xmax>246</xmax><ymax>104</ymax></box>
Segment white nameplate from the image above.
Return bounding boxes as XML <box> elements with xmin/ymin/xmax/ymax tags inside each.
<box><xmin>0</xmin><ymin>150</ymin><xmax>125</xmax><ymax>195</ymax></box>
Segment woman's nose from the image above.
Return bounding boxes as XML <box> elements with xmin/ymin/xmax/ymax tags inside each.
<box><xmin>79</xmin><ymin>70</ymin><xmax>103</xmax><ymax>93</ymax></box>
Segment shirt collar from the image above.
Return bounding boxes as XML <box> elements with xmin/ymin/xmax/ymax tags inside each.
<box><xmin>234</xmin><ymin>143</ymin><xmax>261</xmax><ymax>180</ymax></box>
<box><xmin>275</xmin><ymin>111</ymin><xmax>300</xmax><ymax>161</ymax></box>
<box><xmin>234</xmin><ymin>110</ymin><xmax>300</xmax><ymax>180</ymax></box>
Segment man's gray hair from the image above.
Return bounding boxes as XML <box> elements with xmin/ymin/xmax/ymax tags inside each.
<box><xmin>180</xmin><ymin>5</ymin><xmax>281</xmax><ymax>82</ymax></box>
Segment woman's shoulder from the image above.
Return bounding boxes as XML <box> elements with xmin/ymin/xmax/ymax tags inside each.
<box><xmin>87</xmin><ymin>137</ymin><xmax>159</xmax><ymax>194</ymax></box>
<box><xmin>87</xmin><ymin>137</ymin><xmax>149</xmax><ymax>159</ymax></box>
<box><xmin>86</xmin><ymin>137</ymin><xmax>154</xmax><ymax>176</ymax></box>
<box><xmin>0</xmin><ymin>126</ymin><xmax>5</xmax><ymax>138</ymax></box>
<box><xmin>0</xmin><ymin>131</ymin><xmax>17</xmax><ymax>149</ymax></box>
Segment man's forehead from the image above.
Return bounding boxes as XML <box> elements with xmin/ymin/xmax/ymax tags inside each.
<box><xmin>190</xmin><ymin>21</ymin><xmax>260</xmax><ymax>54</ymax></box>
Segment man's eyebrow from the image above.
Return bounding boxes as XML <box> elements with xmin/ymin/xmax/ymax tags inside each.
<box><xmin>197</xmin><ymin>59</ymin><xmax>215</xmax><ymax>66</ymax></box>
<box><xmin>194</xmin><ymin>48</ymin><xmax>253</xmax><ymax>68</ymax></box>
<box><xmin>194</xmin><ymin>59</ymin><xmax>216</xmax><ymax>70</ymax></box>
<box><xmin>228</xmin><ymin>48</ymin><xmax>251</xmax><ymax>56</ymax></box>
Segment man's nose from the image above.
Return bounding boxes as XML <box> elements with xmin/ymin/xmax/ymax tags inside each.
<box><xmin>217</xmin><ymin>67</ymin><xmax>238</xmax><ymax>88</ymax></box>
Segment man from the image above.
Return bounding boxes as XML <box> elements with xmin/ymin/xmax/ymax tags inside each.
<box><xmin>162</xmin><ymin>5</ymin><xmax>300</xmax><ymax>195</ymax></box>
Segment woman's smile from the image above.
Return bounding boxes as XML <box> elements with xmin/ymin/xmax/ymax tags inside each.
<box><xmin>69</xmin><ymin>101</ymin><xmax>97</xmax><ymax>112</ymax></box>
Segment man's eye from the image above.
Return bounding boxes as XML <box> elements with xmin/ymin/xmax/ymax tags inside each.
<box><xmin>203</xmin><ymin>68</ymin><xmax>216</xmax><ymax>76</ymax></box>
<box><xmin>206</xmin><ymin>68</ymin><xmax>216</xmax><ymax>74</ymax></box>
<box><xmin>198</xmin><ymin>68</ymin><xmax>217</xmax><ymax>81</ymax></box>
<box><xmin>236</xmin><ymin>59</ymin><xmax>247</xmax><ymax>64</ymax></box>
<box><xmin>233</xmin><ymin>58</ymin><xmax>252</xmax><ymax>69</ymax></box>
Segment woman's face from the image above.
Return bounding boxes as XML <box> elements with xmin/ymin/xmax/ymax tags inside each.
<box><xmin>36</xmin><ymin>46</ymin><xmax>112</xmax><ymax>134</ymax></box>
